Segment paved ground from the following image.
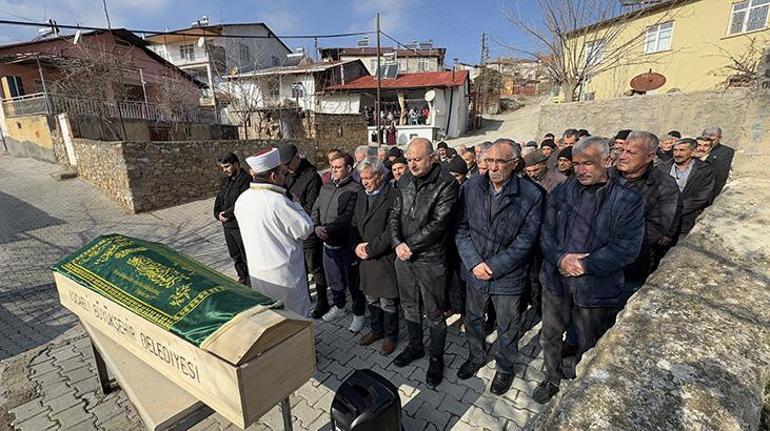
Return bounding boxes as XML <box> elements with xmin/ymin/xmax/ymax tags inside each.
<box><xmin>0</xmin><ymin>153</ymin><xmax>547</xmax><ymax>431</ymax></box>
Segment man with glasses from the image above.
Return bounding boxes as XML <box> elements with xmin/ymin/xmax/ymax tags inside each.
<box><xmin>455</xmin><ymin>140</ymin><xmax>544</xmax><ymax>395</ymax></box>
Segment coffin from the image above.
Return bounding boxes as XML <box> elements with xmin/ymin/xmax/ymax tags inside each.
<box><xmin>52</xmin><ymin>234</ymin><xmax>315</xmax><ymax>429</ymax></box>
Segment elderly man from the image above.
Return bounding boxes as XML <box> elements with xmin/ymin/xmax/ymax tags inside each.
<box><xmin>656</xmin><ymin>133</ymin><xmax>677</xmax><ymax>164</ymax></box>
<box><xmin>352</xmin><ymin>145</ymin><xmax>369</xmax><ymax>183</ymax></box>
<box><xmin>280</xmin><ymin>144</ymin><xmax>327</xmax><ymax>318</ymax></box>
<box><xmin>662</xmin><ymin>138</ymin><xmax>715</xmax><ymax>238</ymax></box>
<box><xmin>700</xmin><ymin>127</ymin><xmax>735</xmax><ymax>199</ymax></box>
<box><xmin>388</xmin><ymin>138</ymin><xmax>459</xmax><ymax>387</ymax></box>
<box><xmin>476</xmin><ymin>142</ymin><xmax>493</xmax><ymax>176</ymax></box>
<box><xmin>214</xmin><ymin>152</ymin><xmax>252</xmax><ymax>286</ymax></box>
<box><xmin>455</xmin><ymin>140</ymin><xmax>543</xmax><ymax>395</ymax></box>
<box><xmin>534</xmin><ymin>137</ymin><xmax>644</xmax><ymax>404</ymax></box>
<box><xmin>352</xmin><ymin>159</ymin><xmax>400</xmax><ymax>354</ymax></box>
<box><xmin>613</xmin><ymin>131</ymin><xmax>680</xmax><ymax>305</ymax></box>
<box><xmin>436</xmin><ymin>141</ymin><xmax>450</xmax><ymax>163</ymax></box>
<box><xmin>524</xmin><ymin>150</ymin><xmax>567</xmax><ymax>193</ymax></box>
<box><xmin>611</xmin><ymin>129</ymin><xmax>632</xmax><ymax>161</ymax></box>
<box><xmin>540</xmin><ymin>140</ymin><xmax>557</xmax><ymax>158</ymax></box>
<box><xmin>462</xmin><ymin>147</ymin><xmax>479</xmax><ymax>178</ymax></box>
<box><xmin>390</xmin><ymin>157</ymin><xmax>408</xmax><ymax>184</ymax></box>
<box><xmin>235</xmin><ymin>148</ymin><xmax>314</xmax><ymax>316</ymax></box>
<box><xmin>312</xmin><ymin>153</ymin><xmax>366</xmax><ymax>332</ymax></box>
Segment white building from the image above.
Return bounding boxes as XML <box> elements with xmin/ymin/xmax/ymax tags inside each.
<box><xmin>319</xmin><ymin>44</ymin><xmax>446</xmax><ymax>75</ymax></box>
<box><xmin>221</xmin><ymin>59</ymin><xmax>368</xmax><ymax>112</ymax></box>
<box><xmin>324</xmin><ymin>70</ymin><xmax>470</xmax><ymax>144</ymax></box>
<box><xmin>145</xmin><ymin>22</ymin><xmax>291</xmax><ymax>105</ymax></box>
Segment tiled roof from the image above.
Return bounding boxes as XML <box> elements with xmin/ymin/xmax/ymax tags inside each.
<box><xmin>325</xmin><ymin>70</ymin><xmax>468</xmax><ymax>91</ymax></box>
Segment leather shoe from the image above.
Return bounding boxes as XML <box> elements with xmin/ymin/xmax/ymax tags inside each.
<box><xmin>532</xmin><ymin>380</ymin><xmax>560</xmax><ymax>404</ymax></box>
<box><xmin>359</xmin><ymin>332</ymin><xmax>383</xmax><ymax>346</ymax></box>
<box><xmin>489</xmin><ymin>371</ymin><xmax>513</xmax><ymax>395</ymax></box>
<box><xmin>380</xmin><ymin>339</ymin><xmax>397</xmax><ymax>355</ymax></box>
<box><xmin>393</xmin><ymin>346</ymin><xmax>424</xmax><ymax>367</ymax></box>
<box><xmin>426</xmin><ymin>356</ymin><xmax>444</xmax><ymax>387</ymax></box>
<box><xmin>457</xmin><ymin>359</ymin><xmax>484</xmax><ymax>380</ymax></box>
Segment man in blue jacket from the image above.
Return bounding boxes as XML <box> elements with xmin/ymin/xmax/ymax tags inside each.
<box><xmin>533</xmin><ymin>136</ymin><xmax>644</xmax><ymax>404</ymax></box>
<box><xmin>455</xmin><ymin>140</ymin><xmax>544</xmax><ymax>395</ymax></box>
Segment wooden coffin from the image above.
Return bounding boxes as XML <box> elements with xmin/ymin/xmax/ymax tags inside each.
<box><xmin>51</xmin><ymin>235</ymin><xmax>315</xmax><ymax>429</ymax></box>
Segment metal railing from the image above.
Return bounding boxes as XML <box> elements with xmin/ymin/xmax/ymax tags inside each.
<box><xmin>1</xmin><ymin>93</ymin><xmax>216</xmax><ymax>124</ymax></box>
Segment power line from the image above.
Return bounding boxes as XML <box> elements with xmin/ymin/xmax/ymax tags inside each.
<box><xmin>0</xmin><ymin>19</ymin><xmax>376</xmax><ymax>40</ymax></box>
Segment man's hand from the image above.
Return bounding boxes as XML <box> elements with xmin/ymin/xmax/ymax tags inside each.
<box><xmin>355</xmin><ymin>243</ymin><xmax>369</xmax><ymax>260</ymax></box>
<box><xmin>559</xmin><ymin>253</ymin><xmax>589</xmax><ymax>277</ymax></box>
<box><xmin>314</xmin><ymin>226</ymin><xmax>329</xmax><ymax>241</ymax></box>
<box><xmin>218</xmin><ymin>212</ymin><xmax>229</xmax><ymax>223</ymax></box>
<box><xmin>658</xmin><ymin>236</ymin><xmax>673</xmax><ymax>247</ymax></box>
<box><xmin>395</xmin><ymin>243</ymin><xmax>413</xmax><ymax>261</ymax></box>
<box><xmin>472</xmin><ymin>262</ymin><xmax>493</xmax><ymax>281</ymax></box>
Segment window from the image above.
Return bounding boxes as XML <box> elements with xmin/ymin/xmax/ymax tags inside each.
<box><xmin>179</xmin><ymin>44</ymin><xmax>195</xmax><ymax>61</ymax></box>
<box><xmin>645</xmin><ymin>21</ymin><xmax>674</xmax><ymax>53</ymax></box>
<box><xmin>398</xmin><ymin>58</ymin><xmax>407</xmax><ymax>72</ymax></box>
<box><xmin>291</xmin><ymin>83</ymin><xmax>305</xmax><ymax>99</ymax></box>
<box><xmin>272</xmin><ymin>55</ymin><xmax>280</xmax><ymax>66</ymax></box>
<box><xmin>418</xmin><ymin>58</ymin><xmax>429</xmax><ymax>71</ymax></box>
<box><xmin>584</xmin><ymin>40</ymin><xmax>605</xmax><ymax>66</ymax></box>
<box><xmin>729</xmin><ymin>0</ymin><xmax>770</xmax><ymax>35</ymax></box>
<box><xmin>239</xmin><ymin>43</ymin><xmax>251</xmax><ymax>66</ymax></box>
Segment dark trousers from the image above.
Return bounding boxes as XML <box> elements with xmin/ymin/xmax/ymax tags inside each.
<box><xmin>305</xmin><ymin>245</ymin><xmax>327</xmax><ymax>304</ymax></box>
<box><xmin>395</xmin><ymin>257</ymin><xmax>447</xmax><ymax>358</ymax></box>
<box><xmin>322</xmin><ymin>246</ymin><xmax>365</xmax><ymax>316</ymax></box>
<box><xmin>465</xmin><ymin>287</ymin><xmax>522</xmax><ymax>373</ymax></box>
<box><xmin>541</xmin><ymin>286</ymin><xmax>614</xmax><ymax>385</ymax></box>
<box><xmin>223</xmin><ymin>227</ymin><xmax>249</xmax><ymax>285</ymax></box>
<box><xmin>367</xmin><ymin>296</ymin><xmax>399</xmax><ymax>342</ymax></box>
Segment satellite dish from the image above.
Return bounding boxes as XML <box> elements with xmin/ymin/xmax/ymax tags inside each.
<box><xmin>630</xmin><ymin>70</ymin><xmax>666</xmax><ymax>92</ymax></box>
<box><xmin>197</xmin><ymin>37</ymin><xmax>205</xmax><ymax>48</ymax></box>
<box><xmin>73</xmin><ymin>30</ymin><xmax>81</xmax><ymax>45</ymax></box>
<box><xmin>424</xmin><ymin>89</ymin><xmax>436</xmax><ymax>102</ymax></box>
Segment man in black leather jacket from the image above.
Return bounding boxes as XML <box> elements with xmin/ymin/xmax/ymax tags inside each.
<box><xmin>388</xmin><ymin>138</ymin><xmax>459</xmax><ymax>387</ymax></box>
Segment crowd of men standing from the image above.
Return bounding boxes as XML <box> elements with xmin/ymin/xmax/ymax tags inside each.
<box><xmin>213</xmin><ymin>125</ymin><xmax>733</xmax><ymax>403</ymax></box>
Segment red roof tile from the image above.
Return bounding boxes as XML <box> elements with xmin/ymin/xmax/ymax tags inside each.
<box><xmin>326</xmin><ymin>70</ymin><xmax>468</xmax><ymax>91</ymax></box>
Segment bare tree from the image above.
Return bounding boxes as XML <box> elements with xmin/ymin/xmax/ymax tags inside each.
<box><xmin>154</xmin><ymin>68</ymin><xmax>204</xmax><ymax>139</ymax></box>
<box><xmin>709</xmin><ymin>36</ymin><xmax>763</xmax><ymax>88</ymax></box>
<box><xmin>500</xmin><ymin>0</ymin><xmax>683</xmax><ymax>101</ymax></box>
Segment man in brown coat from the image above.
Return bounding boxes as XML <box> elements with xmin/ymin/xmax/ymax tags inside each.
<box><xmin>352</xmin><ymin>159</ymin><xmax>400</xmax><ymax>354</ymax></box>
<box><xmin>524</xmin><ymin>150</ymin><xmax>567</xmax><ymax>193</ymax></box>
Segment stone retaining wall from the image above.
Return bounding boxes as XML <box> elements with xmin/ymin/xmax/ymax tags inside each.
<box><xmin>537</xmin><ymin>88</ymin><xmax>752</xmax><ymax>144</ymax></box>
<box><xmin>74</xmin><ymin>138</ymin><xmax>316</xmax><ymax>213</ymax></box>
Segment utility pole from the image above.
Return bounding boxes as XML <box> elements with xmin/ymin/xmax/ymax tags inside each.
<box><xmin>478</xmin><ymin>33</ymin><xmax>488</xmax><ymax>121</ymax></box>
<box><xmin>374</xmin><ymin>12</ymin><xmax>381</xmax><ymax>153</ymax></box>
<box><xmin>101</xmin><ymin>0</ymin><xmax>112</xmax><ymax>29</ymax></box>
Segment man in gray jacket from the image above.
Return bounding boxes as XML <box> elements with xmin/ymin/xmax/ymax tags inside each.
<box><xmin>311</xmin><ymin>153</ymin><xmax>366</xmax><ymax>332</ymax></box>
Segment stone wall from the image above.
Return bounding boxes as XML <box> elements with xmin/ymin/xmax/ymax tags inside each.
<box><xmin>73</xmin><ymin>138</ymin><xmax>316</xmax><ymax>213</ymax></box>
<box><xmin>307</xmin><ymin>113</ymin><xmax>367</xmax><ymax>166</ymax></box>
<box><xmin>537</xmin><ymin>88</ymin><xmax>752</xmax><ymax>145</ymax></box>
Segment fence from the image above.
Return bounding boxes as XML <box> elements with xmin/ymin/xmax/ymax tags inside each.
<box><xmin>2</xmin><ymin>93</ymin><xmax>216</xmax><ymax>124</ymax></box>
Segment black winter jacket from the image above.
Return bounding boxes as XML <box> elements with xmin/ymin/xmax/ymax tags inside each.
<box><xmin>388</xmin><ymin>164</ymin><xmax>459</xmax><ymax>259</ymax></box>
<box><xmin>213</xmin><ymin>168</ymin><xmax>251</xmax><ymax>229</ymax></box>
<box><xmin>661</xmin><ymin>159</ymin><xmax>715</xmax><ymax>235</ymax></box>
<box><xmin>705</xmin><ymin>143</ymin><xmax>734</xmax><ymax>200</ymax></box>
<box><xmin>286</xmin><ymin>159</ymin><xmax>323</xmax><ymax>249</ymax></box>
<box><xmin>311</xmin><ymin>175</ymin><xmax>363</xmax><ymax>247</ymax></box>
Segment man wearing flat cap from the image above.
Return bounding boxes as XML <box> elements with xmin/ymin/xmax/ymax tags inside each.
<box><xmin>235</xmin><ymin>148</ymin><xmax>314</xmax><ymax>317</ymax></box>
<box><xmin>524</xmin><ymin>150</ymin><xmax>566</xmax><ymax>193</ymax></box>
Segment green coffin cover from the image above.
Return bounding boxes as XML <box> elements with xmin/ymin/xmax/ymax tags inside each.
<box><xmin>52</xmin><ymin>234</ymin><xmax>281</xmax><ymax>347</ymax></box>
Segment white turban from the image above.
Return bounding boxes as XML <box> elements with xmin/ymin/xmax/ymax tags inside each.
<box><xmin>245</xmin><ymin>148</ymin><xmax>280</xmax><ymax>174</ymax></box>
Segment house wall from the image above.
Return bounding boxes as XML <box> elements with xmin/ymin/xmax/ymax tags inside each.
<box><xmin>317</xmin><ymin>93</ymin><xmax>361</xmax><ymax>114</ymax></box>
<box><xmin>2</xmin><ymin>114</ymin><xmax>59</xmax><ymax>162</ymax></box>
<box><xmin>339</xmin><ymin>55</ymin><xmax>442</xmax><ymax>74</ymax></box>
<box><xmin>569</xmin><ymin>0</ymin><xmax>770</xmax><ymax>99</ymax></box>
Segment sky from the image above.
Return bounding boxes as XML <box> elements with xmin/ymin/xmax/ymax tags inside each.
<box><xmin>0</xmin><ymin>0</ymin><xmax>547</xmax><ymax>64</ymax></box>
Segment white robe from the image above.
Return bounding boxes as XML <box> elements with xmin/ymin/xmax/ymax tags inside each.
<box><xmin>234</xmin><ymin>183</ymin><xmax>313</xmax><ymax>317</ymax></box>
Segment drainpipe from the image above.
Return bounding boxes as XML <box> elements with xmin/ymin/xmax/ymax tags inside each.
<box><xmin>445</xmin><ymin>86</ymin><xmax>455</xmax><ymax>138</ymax></box>
<box><xmin>36</xmin><ymin>56</ymin><xmax>51</xmax><ymax>115</ymax></box>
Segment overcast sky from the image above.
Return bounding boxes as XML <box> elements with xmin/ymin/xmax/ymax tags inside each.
<box><xmin>0</xmin><ymin>0</ymin><xmax>550</xmax><ymax>64</ymax></box>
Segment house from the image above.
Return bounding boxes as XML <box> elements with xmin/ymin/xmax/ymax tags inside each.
<box><xmin>566</xmin><ymin>0</ymin><xmax>770</xmax><ymax>100</ymax></box>
<box><xmin>324</xmin><ymin>69</ymin><xmax>470</xmax><ymax>144</ymax></box>
<box><xmin>220</xmin><ymin>59</ymin><xmax>369</xmax><ymax>138</ymax></box>
<box><xmin>319</xmin><ymin>44</ymin><xmax>446</xmax><ymax>75</ymax></box>
<box><xmin>0</xmin><ymin>29</ymin><xmax>213</xmax><ymax>162</ymax></box>
<box><xmin>146</xmin><ymin>22</ymin><xmax>292</xmax><ymax>105</ymax></box>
